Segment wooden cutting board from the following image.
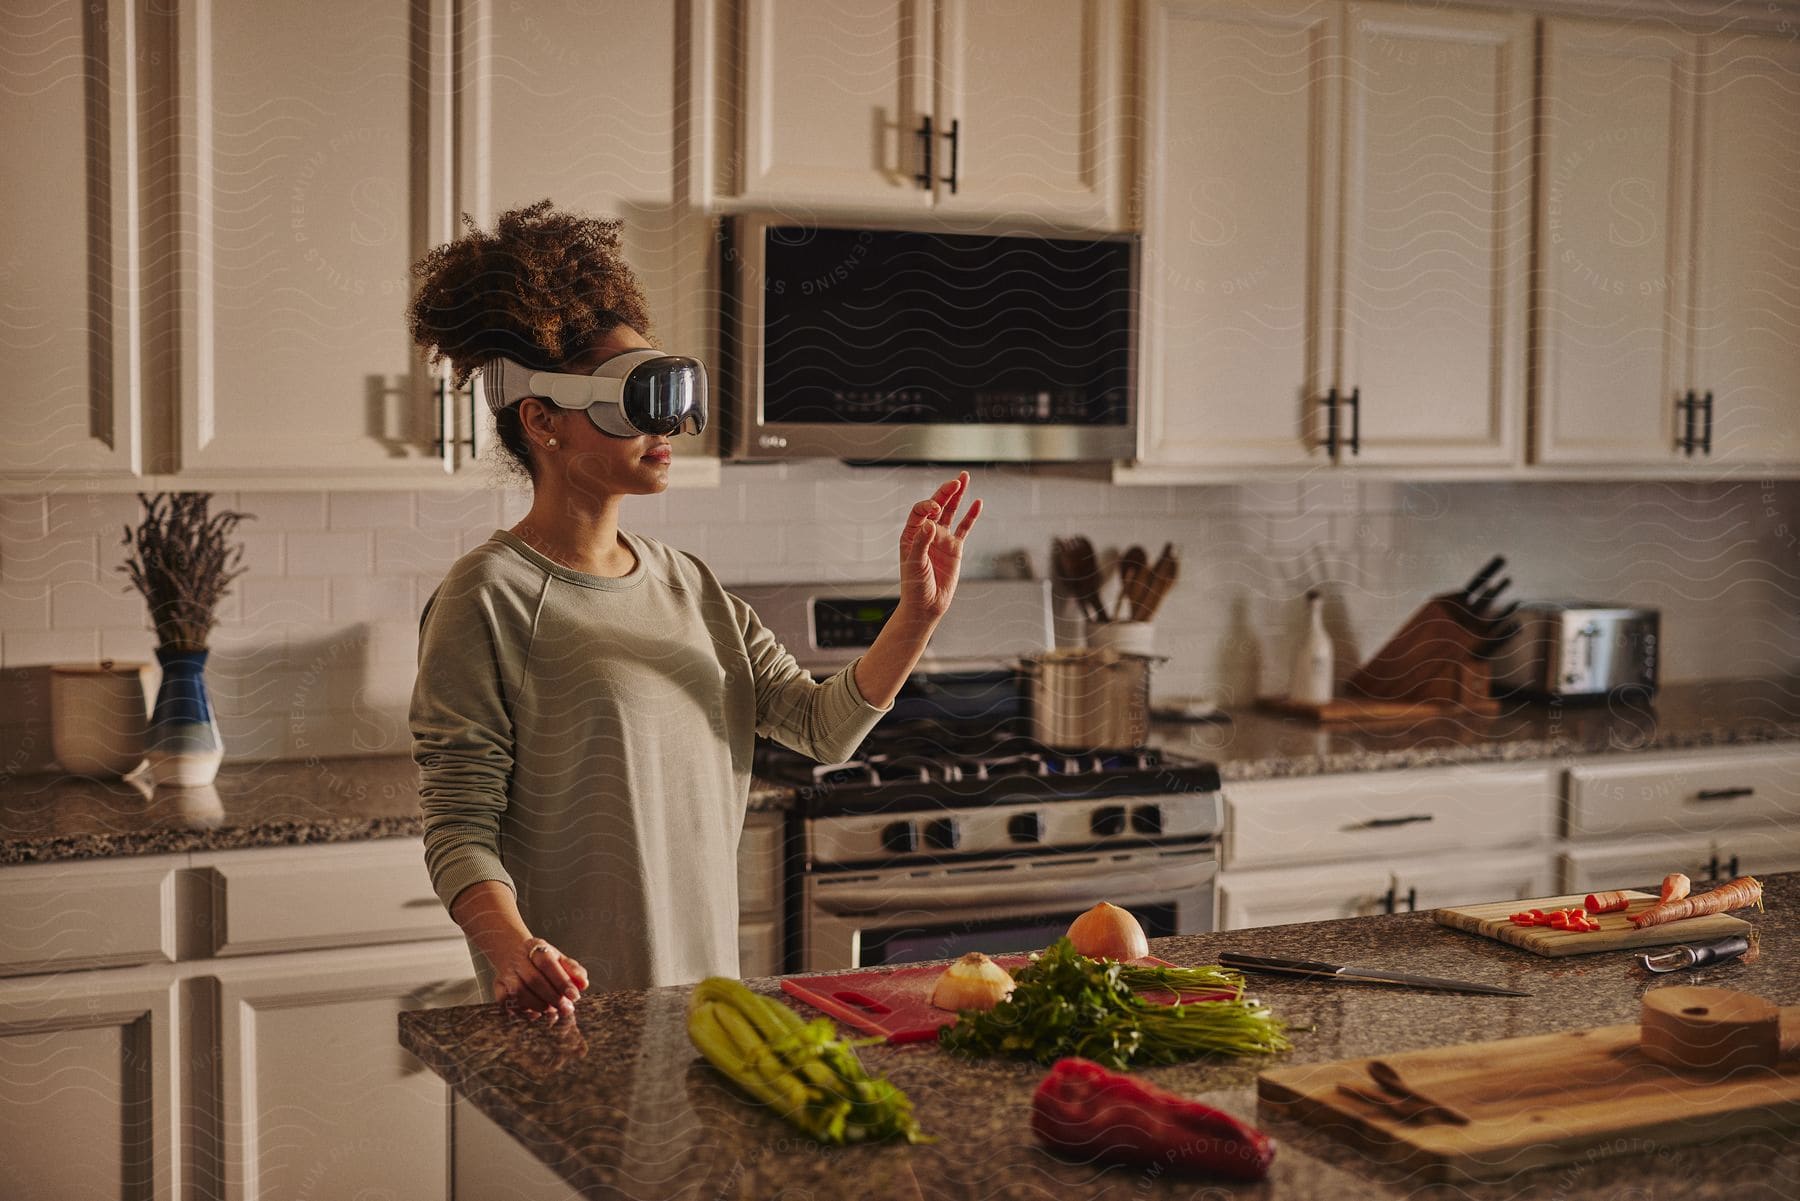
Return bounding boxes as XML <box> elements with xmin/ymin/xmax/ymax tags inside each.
<box><xmin>1258</xmin><ymin>1004</ymin><xmax>1800</xmax><ymax>1182</ymax></box>
<box><xmin>1436</xmin><ymin>890</ymin><xmax>1753</xmax><ymax>957</ymax></box>
<box><xmin>781</xmin><ymin>955</ymin><xmax>1215</xmax><ymax>1044</ymax></box>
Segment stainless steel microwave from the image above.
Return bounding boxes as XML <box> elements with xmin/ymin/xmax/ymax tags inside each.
<box><xmin>723</xmin><ymin>217</ymin><xmax>1137</xmax><ymax>463</ymax></box>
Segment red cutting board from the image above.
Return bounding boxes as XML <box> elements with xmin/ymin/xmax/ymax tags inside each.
<box><xmin>780</xmin><ymin>955</ymin><xmax>1224</xmax><ymax>1044</ymax></box>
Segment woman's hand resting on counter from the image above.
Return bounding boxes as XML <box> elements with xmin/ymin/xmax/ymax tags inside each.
<box><xmin>451</xmin><ymin>880</ymin><xmax>590</xmax><ymax>1025</ymax></box>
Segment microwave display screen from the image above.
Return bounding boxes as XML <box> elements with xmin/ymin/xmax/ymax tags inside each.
<box><xmin>758</xmin><ymin>227</ymin><xmax>1132</xmax><ymax>427</ymax></box>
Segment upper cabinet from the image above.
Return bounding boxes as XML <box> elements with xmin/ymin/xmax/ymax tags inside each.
<box><xmin>174</xmin><ymin>0</ymin><xmax>456</xmax><ymax>480</ymax></box>
<box><xmin>720</xmin><ymin>0</ymin><xmax>1128</xmax><ymax>228</ymax></box>
<box><xmin>0</xmin><ymin>0</ymin><xmax>144</xmax><ymax>485</ymax></box>
<box><xmin>1136</xmin><ymin>0</ymin><xmax>1531</xmax><ymax>473</ymax></box>
<box><xmin>1536</xmin><ymin>19</ymin><xmax>1800</xmax><ymax>469</ymax></box>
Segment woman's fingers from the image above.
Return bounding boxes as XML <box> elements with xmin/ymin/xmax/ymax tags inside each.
<box><xmin>954</xmin><ymin>496</ymin><xmax>982</xmax><ymax>539</ymax></box>
<box><xmin>560</xmin><ymin>954</ymin><xmax>590</xmax><ymax>992</ymax></box>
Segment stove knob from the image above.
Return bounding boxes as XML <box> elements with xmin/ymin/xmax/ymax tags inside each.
<box><xmin>1007</xmin><ymin>812</ymin><xmax>1045</xmax><ymax>844</ymax></box>
<box><xmin>925</xmin><ymin>817</ymin><xmax>962</xmax><ymax>851</ymax></box>
<box><xmin>881</xmin><ymin>821</ymin><xmax>919</xmax><ymax>854</ymax></box>
<box><xmin>1131</xmin><ymin>804</ymin><xmax>1163</xmax><ymax>836</ymax></box>
<box><xmin>1091</xmin><ymin>806</ymin><xmax>1127</xmax><ymax>837</ymax></box>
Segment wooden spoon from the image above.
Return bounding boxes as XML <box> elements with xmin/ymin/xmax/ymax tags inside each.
<box><xmin>1069</xmin><ymin>536</ymin><xmax>1109</xmax><ymax>623</ymax></box>
<box><xmin>1140</xmin><ymin>543</ymin><xmax>1180</xmax><ymax>620</ymax></box>
<box><xmin>1118</xmin><ymin>545</ymin><xmax>1149</xmax><ymax>621</ymax></box>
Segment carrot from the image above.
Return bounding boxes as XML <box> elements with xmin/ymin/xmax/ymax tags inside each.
<box><xmin>1584</xmin><ymin>891</ymin><xmax>1630</xmax><ymax>914</ymax></box>
<box><xmin>1660</xmin><ymin>873</ymin><xmax>1691</xmax><ymax>904</ymax></box>
<box><xmin>1629</xmin><ymin>876</ymin><xmax>1763</xmax><ymax>929</ymax></box>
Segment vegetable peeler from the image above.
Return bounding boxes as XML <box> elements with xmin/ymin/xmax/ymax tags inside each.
<box><xmin>1639</xmin><ymin>934</ymin><xmax>1753</xmax><ymax>973</ymax></box>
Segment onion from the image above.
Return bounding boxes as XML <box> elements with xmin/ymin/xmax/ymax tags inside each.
<box><xmin>1067</xmin><ymin>901</ymin><xmax>1149</xmax><ymax>962</ymax></box>
<box><xmin>930</xmin><ymin>953</ymin><xmax>1016</xmax><ymax>1012</ymax></box>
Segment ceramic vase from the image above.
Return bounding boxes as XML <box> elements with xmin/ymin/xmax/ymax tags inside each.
<box><xmin>147</xmin><ymin>647</ymin><xmax>223</xmax><ymax>787</ymax></box>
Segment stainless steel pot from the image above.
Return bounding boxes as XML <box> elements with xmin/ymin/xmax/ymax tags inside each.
<box><xmin>1021</xmin><ymin>649</ymin><xmax>1165</xmax><ymax>750</ymax></box>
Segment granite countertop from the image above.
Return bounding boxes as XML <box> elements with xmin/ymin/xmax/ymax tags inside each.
<box><xmin>0</xmin><ymin>756</ymin><xmax>797</xmax><ymax>866</ymax></box>
<box><xmin>7</xmin><ymin>678</ymin><xmax>1796</xmax><ymax>866</ymax></box>
<box><xmin>398</xmin><ymin>872</ymin><xmax>1800</xmax><ymax>1200</ymax></box>
<box><xmin>1152</xmin><ymin>676</ymin><xmax>1800</xmax><ymax>779</ymax></box>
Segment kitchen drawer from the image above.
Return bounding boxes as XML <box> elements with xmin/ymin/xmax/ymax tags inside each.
<box><xmin>1217</xmin><ymin>849</ymin><xmax>1553</xmax><ymax>931</ymax></box>
<box><xmin>1563</xmin><ymin>829</ymin><xmax>1800</xmax><ymax>893</ymax></box>
<box><xmin>1224</xmin><ymin>765</ymin><xmax>1558</xmax><ymax>870</ymax></box>
<box><xmin>737</xmin><ymin>812</ymin><xmax>785</xmax><ymax>919</ymax></box>
<box><xmin>198</xmin><ymin>840</ymin><xmax>463</xmax><ymax>956</ymax></box>
<box><xmin>1563</xmin><ymin>745</ymin><xmax>1800</xmax><ymax>839</ymax></box>
<box><xmin>0</xmin><ymin>856</ymin><xmax>180</xmax><ymax>977</ymax></box>
<box><xmin>737</xmin><ymin>919</ymin><xmax>780</xmax><ymax>979</ymax></box>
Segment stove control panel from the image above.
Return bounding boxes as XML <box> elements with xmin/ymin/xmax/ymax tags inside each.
<box><xmin>809</xmin><ymin>793</ymin><xmax>1224</xmax><ymax>867</ymax></box>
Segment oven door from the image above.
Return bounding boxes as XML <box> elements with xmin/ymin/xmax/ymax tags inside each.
<box><xmin>801</xmin><ymin>844</ymin><xmax>1217</xmax><ymax>972</ymax></box>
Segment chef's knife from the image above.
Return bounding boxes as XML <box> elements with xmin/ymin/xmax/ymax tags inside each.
<box><xmin>1218</xmin><ymin>951</ymin><xmax>1531</xmax><ymax>997</ymax></box>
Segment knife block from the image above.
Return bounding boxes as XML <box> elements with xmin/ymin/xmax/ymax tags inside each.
<box><xmin>1344</xmin><ymin>594</ymin><xmax>1502</xmax><ymax>715</ymax></box>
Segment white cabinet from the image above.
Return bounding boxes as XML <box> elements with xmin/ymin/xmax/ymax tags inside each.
<box><xmin>214</xmin><ymin>943</ymin><xmax>478</xmax><ymax>1201</ymax></box>
<box><xmin>737</xmin><ymin>807</ymin><xmax>788</xmax><ymax>976</ymax></box>
<box><xmin>1536</xmin><ymin>21</ymin><xmax>1800</xmax><ymax>469</ymax></box>
<box><xmin>1219</xmin><ymin>849</ymin><xmax>1554</xmax><ymax>930</ymax></box>
<box><xmin>0</xmin><ymin>0</ymin><xmax>145</xmax><ymax>486</ymax></box>
<box><xmin>1562</xmin><ymin>745</ymin><xmax>1800</xmax><ymax>841</ymax></box>
<box><xmin>0</xmin><ymin>968</ymin><xmax>180</xmax><ymax>1200</ymax></box>
<box><xmin>1137</xmin><ymin>0</ymin><xmax>1531</xmax><ymax>473</ymax></box>
<box><xmin>1562</xmin><ymin>830</ymin><xmax>1800</xmax><ymax>894</ymax></box>
<box><xmin>1689</xmin><ymin>30</ymin><xmax>1800</xmax><ymax>467</ymax></box>
<box><xmin>0</xmin><ymin>855</ymin><xmax>181</xmax><ymax>978</ymax></box>
<box><xmin>723</xmin><ymin>0</ymin><xmax>1127</xmax><ymax>226</ymax></box>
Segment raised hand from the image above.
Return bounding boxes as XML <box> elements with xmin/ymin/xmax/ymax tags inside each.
<box><xmin>898</xmin><ymin>471</ymin><xmax>983</xmax><ymax>621</ymax></box>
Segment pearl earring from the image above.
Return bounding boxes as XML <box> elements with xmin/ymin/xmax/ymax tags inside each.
<box><xmin>546</xmin><ymin>437</ymin><xmax>558</xmax><ymax>448</ymax></box>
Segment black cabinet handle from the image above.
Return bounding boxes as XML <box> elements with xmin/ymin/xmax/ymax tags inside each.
<box><xmin>1727</xmin><ymin>853</ymin><xmax>1740</xmax><ymax>878</ymax></box>
<box><xmin>914</xmin><ymin>115</ymin><xmax>934</xmax><ymax>189</ymax></box>
<box><xmin>1348</xmin><ymin>814</ymin><xmax>1433</xmax><ymax>830</ymax></box>
<box><xmin>1692</xmin><ymin>787</ymin><xmax>1754</xmax><ymax>803</ymax></box>
<box><xmin>1381</xmin><ymin>884</ymin><xmax>1396</xmax><ymax>915</ymax></box>
<box><xmin>1346</xmin><ymin>386</ymin><xmax>1361</xmax><ymax>455</ymax></box>
<box><xmin>1701</xmin><ymin>389</ymin><xmax>1714</xmax><ymax>455</ymax></box>
<box><xmin>940</xmin><ymin>118</ymin><xmax>960</xmax><ymax>194</ymax></box>
<box><xmin>1404</xmin><ymin>887</ymin><xmax>1417</xmax><ymax>913</ymax></box>
<box><xmin>1320</xmin><ymin>387</ymin><xmax>1340</xmax><ymax>456</ymax></box>
<box><xmin>1677</xmin><ymin>390</ymin><xmax>1696</xmax><ymax>455</ymax></box>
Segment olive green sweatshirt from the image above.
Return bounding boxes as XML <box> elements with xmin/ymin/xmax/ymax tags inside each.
<box><xmin>411</xmin><ymin>528</ymin><xmax>891</xmax><ymax>999</ymax></box>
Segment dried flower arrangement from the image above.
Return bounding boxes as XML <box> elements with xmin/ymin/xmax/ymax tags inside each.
<box><xmin>119</xmin><ymin>493</ymin><xmax>254</xmax><ymax>651</ymax></box>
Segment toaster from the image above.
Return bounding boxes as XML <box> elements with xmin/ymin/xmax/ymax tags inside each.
<box><xmin>1491</xmin><ymin>602</ymin><xmax>1659</xmax><ymax>699</ymax></box>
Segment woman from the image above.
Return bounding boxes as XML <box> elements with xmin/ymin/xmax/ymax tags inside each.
<box><xmin>405</xmin><ymin>201</ymin><xmax>981</xmax><ymax>1024</ymax></box>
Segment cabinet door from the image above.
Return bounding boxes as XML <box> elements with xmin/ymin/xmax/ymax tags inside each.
<box><xmin>1138</xmin><ymin>0</ymin><xmax>1340</xmax><ymax>468</ymax></box>
<box><xmin>1218</xmin><ymin>860</ymin><xmax>1393</xmax><ymax>930</ymax></box>
<box><xmin>175</xmin><ymin>0</ymin><xmax>456</xmax><ymax>479</ymax></box>
<box><xmin>1336</xmin><ymin>3</ymin><xmax>1532</xmax><ymax>466</ymax></box>
<box><xmin>1690</xmin><ymin>32</ymin><xmax>1800</xmax><ymax>466</ymax></box>
<box><xmin>1403</xmin><ymin>850</ymin><xmax>1556</xmax><ymax>913</ymax></box>
<box><xmin>214</xmin><ymin>942</ymin><xmax>477</xmax><ymax>1201</ymax></box>
<box><xmin>1535</xmin><ymin>20</ymin><xmax>1696</xmax><ymax>465</ymax></box>
<box><xmin>933</xmin><ymin>0</ymin><xmax>1124</xmax><ymax>226</ymax></box>
<box><xmin>460</xmin><ymin>0</ymin><xmax>718</xmax><ymax>462</ymax></box>
<box><xmin>0</xmin><ymin>969</ymin><xmax>178</xmax><ymax>1200</ymax></box>
<box><xmin>0</xmin><ymin>0</ymin><xmax>144</xmax><ymax>484</ymax></box>
<box><xmin>735</xmin><ymin>0</ymin><xmax>932</xmax><ymax>209</ymax></box>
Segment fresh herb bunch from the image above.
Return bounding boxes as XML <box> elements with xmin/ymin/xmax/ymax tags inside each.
<box><xmin>938</xmin><ymin>938</ymin><xmax>1292</xmax><ymax>1071</ymax></box>
<box><xmin>118</xmin><ymin>492</ymin><xmax>253</xmax><ymax>651</ymax></box>
<box><xmin>689</xmin><ymin>977</ymin><xmax>931</xmax><ymax>1145</ymax></box>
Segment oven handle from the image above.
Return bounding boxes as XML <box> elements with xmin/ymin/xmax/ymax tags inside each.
<box><xmin>811</xmin><ymin>856</ymin><xmax>1217</xmax><ymax>915</ymax></box>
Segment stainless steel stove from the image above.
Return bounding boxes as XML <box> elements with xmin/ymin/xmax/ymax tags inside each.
<box><xmin>732</xmin><ymin>580</ymin><xmax>1224</xmax><ymax>973</ymax></box>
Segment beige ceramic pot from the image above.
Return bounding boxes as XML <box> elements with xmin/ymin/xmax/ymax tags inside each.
<box><xmin>50</xmin><ymin>661</ymin><xmax>153</xmax><ymax>777</ymax></box>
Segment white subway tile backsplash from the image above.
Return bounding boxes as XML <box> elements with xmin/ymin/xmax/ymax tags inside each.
<box><xmin>50</xmin><ymin>580</ymin><xmax>148</xmax><ymax>629</ymax></box>
<box><xmin>46</xmin><ymin>493</ymin><xmax>144</xmax><ymax>538</ymax></box>
<box><xmin>97</xmin><ymin>626</ymin><xmax>157</xmax><ymax>662</ymax></box>
<box><xmin>0</xmin><ymin>583</ymin><xmax>50</xmax><ymax>631</ymax></box>
<box><xmin>328</xmin><ymin>491</ymin><xmax>416</xmax><ymax>530</ymax></box>
<box><xmin>1</xmin><ymin>534</ymin><xmax>98</xmax><ymax>586</ymax></box>
<box><xmin>234</xmin><ymin>491</ymin><xmax>326</xmax><ymax>531</ymax></box>
<box><xmin>415</xmin><ymin>490</ymin><xmax>497</xmax><ymax>531</ymax></box>
<box><xmin>3</xmin><ymin>628</ymin><xmax>100</xmax><ymax>667</ymax></box>
<box><xmin>329</xmin><ymin>576</ymin><xmax>417</xmax><ymax>623</ymax></box>
<box><xmin>285</xmin><ymin>531</ymin><xmax>373</xmax><ymax>577</ymax></box>
<box><xmin>239</xmin><ymin>577</ymin><xmax>330</xmax><ymax>625</ymax></box>
<box><xmin>375</xmin><ymin>527</ymin><xmax>461</xmax><ymax>576</ymax></box>
<box><xmin>0</xmin><ymin>497</ymin><xmax>47</xmax><ymax>542</ymax></box>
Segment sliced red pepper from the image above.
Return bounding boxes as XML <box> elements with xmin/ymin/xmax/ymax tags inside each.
<box><xmin>1031</xmin><ymin>1057</ymin><xmax>1275</xmax><ymax>1181</ymax></box>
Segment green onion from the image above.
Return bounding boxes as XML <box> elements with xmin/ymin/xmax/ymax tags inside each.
<box><xmin>938</xmin><ymin>938</ymin><xmax>1293</xmax><ymax>1071</ymax></box>
<box><xmin>687</xmin><ymin>977</ymin><xmax>932</xmax><ymax>1145</ymax></box>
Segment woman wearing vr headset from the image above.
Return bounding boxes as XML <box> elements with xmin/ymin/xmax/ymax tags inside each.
<box><xmin>405</xmin><ymin>201</ymin><xmax>981</xmax><ymax>1025</ymax></box>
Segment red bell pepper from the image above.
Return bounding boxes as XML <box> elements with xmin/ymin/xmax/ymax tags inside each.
<box><xmin>1030</xmin><ymin>1057</ymin><xmax>1275</xmax><ymax>1181</ymax></box>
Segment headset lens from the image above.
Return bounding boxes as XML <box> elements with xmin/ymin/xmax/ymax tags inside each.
<box><xmin>623</xmin><ymin>357</ymin><xmax>704</xmax><ymax>435</ymax></box>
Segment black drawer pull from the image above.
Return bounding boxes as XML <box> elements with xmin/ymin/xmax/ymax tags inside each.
<box><xmin>1348</xmin><ymin>814</ymin><xmax>1434</xmax><ymax>830</ymax></box>
<box><xmin>1692</xmin><ymin>787</ymin><xmax>1755</xmax><ymax>803</ymax></box>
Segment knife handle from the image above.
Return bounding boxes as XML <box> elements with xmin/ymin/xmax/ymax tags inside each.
<box><xmin>1689</xmin><ymin>935</ymin><xmax>1751</xmax><ymax>968</ymax></box>
<box><xmin>1218</xmin><ymin>952</ymin><xmax>1340</xmax><ymax>978</ymax></box>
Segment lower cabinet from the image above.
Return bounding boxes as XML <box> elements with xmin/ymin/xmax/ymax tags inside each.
<box><xmin>1217</xmin><ymin>849</ymin><xmax>1556</xmax><ymax>931</ymax></box>
<box><xmin>1562</xmin><ymin>829</ymin><xmax>1800</xmax><ymax>894</ymax></box>
<box><xmin>212</xmin><ymin>942</ymin><xmax>479</xmax><ymax>1201</ymax></box>
<box><xmin>452</xmin><ymin>1093</ymin><xmax>584</xmax><ymax>1201</ymax></box>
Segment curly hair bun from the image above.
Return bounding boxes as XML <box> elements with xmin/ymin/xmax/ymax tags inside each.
<box><xmin>406</xmin><ymin>199</ymin><xmax>653</xmax><ymax>385</ymax></box>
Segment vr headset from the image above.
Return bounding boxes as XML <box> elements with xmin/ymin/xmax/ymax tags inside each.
<box><xmin>479</xmin><ymin>349</ymin><xmax>707</xmax><ymax>438</ymax></box>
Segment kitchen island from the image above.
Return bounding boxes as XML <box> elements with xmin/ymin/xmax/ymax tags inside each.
<box><xmin>398</xmin><ymin>872</ymin><xmax>1800</xmax><ymax>1200</ymax></box>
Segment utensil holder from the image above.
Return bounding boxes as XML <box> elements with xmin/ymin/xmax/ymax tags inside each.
<box><xmin>1085</xmin><ymin>619</ymin><xmax>1155</xmax><ymax>657</ymax></box>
